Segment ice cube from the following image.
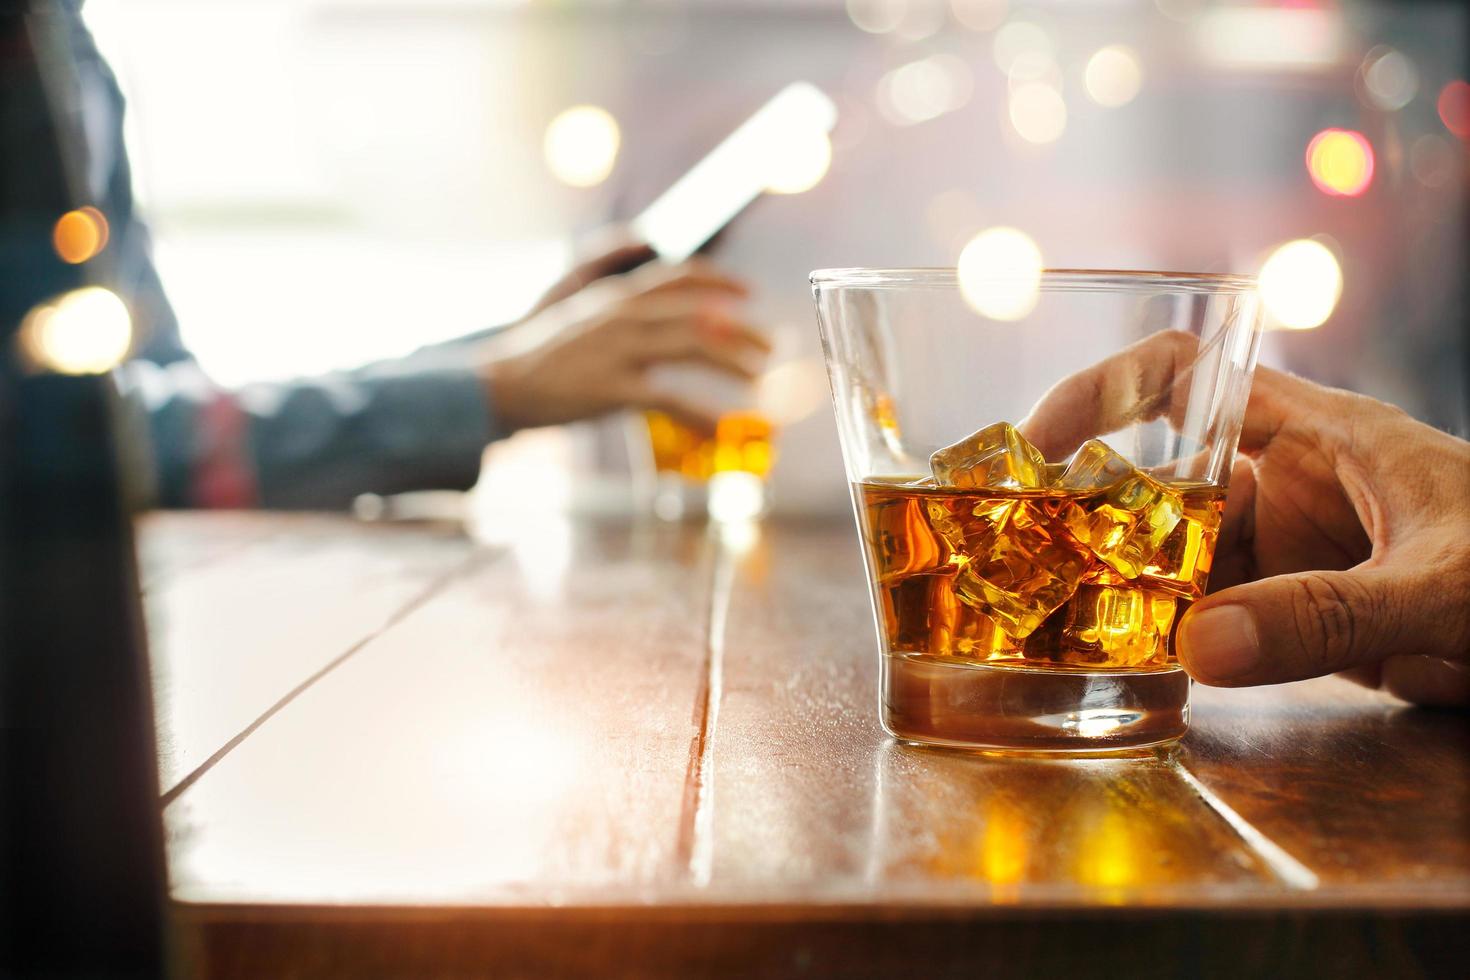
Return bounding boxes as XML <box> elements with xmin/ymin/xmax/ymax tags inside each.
<box><xmin>924</xmin><ymin>496</ymin><xmax>1011</xmax><ymax>559</ymax></box>
<box><xmin>1052</xmin><ymin>584</ymin><xmax>1178</xmax><ymax>669</ymax></box>
<box><xmin>1142</xmin><ymin>494</ymin><xmax>1223</xmax><ymax>598</ymax></box>
<box><xmin>925</xmin><ymin>575</ymin><xmax>1027</xmax><ymax>661</ymax></box>
<box><xmin>1053</xmin><ymin>439</ymin><xmax>1135</xmax><ymax>491</ymax></box>
<box><xmin>878</xmin><ymin>572</ymin><xmax>951</xmax><ymax>653</ymax></box>
<box><xmin>1056</xmin><ymin>440</ymin><xmax>1183</xmax><ymax>579</ymax></box>
<box><xmin>947</xmin><ymin>500</ymin><xmax>1090</xmax><ymax>638</ymax></box>
<box><xmin>930</xmin><ymin>422</ymin><xmax>1047</xmax><ymax>489</ymax></box>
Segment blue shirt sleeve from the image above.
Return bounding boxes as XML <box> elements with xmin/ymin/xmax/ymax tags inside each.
<box><xmin>69</xmin><ymin>2</ymin><xmax>507</xmax><ymax>508</ymax></box>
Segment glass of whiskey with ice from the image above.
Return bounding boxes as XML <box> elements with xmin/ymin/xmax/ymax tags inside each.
<box><xmin>811</xmin><ymin>269</ymin><xmax>1263</xmax><ymax>751</ymax></box>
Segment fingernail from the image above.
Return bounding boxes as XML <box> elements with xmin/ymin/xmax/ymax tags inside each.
<box><xmin>1179</xmin><ymin>605</ymin><xmax>1260</xmax><ymax>682</ymax></box>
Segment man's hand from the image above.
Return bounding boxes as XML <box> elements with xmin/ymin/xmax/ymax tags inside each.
<box><xmin>1020</xmin><ymin>330</ymin><xmax>1470</xmax><ymax>706</ymax></box>
<box><xmin>480</xmin><ymin>260</ymin><xmax>769</xmax><ymax>434</ymax></box>
<box><xmin>523</xmin><ymin>239</ymin><xmax>656</xmax><ymax>320</ymax></box>
<box><xmin>1180</xmin><ymin>364</ymin><xmax>1470</xmax><ymax>706</ymax></box>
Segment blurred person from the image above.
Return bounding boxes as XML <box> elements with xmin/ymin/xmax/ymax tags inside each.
<box><xmin>55</xmin><ymin>0</ymin><xmax>765</xmax><ymax>509</ymax></box>
<box><xmin>1023</xmin><ymin>331</ymin><xmax>1470</xmax><ymax>709</ymax></box>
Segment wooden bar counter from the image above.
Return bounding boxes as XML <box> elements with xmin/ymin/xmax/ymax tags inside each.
<box><xmin>137</xmin><ymin>511</ymin><xmax>1470</xmax><ymax>978</ymax></box>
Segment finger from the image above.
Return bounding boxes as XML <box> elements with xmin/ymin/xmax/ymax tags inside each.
<box><xmin>1016</xmin><ymin>330</ymin><xmax>1201</xmax><ymax>460</ymax></box>
<box><xmin>631</xmin><ymin>262</ymin><xmax>750</xmax><ymax>301</ymax></box>
<box><xmin>625</xmin><ymin>306</ymin><xmax>772</xmax><ymax>357</ymax></box>
<box><xmin>632</xmin><ymin>389</ymin><xmax>719</xmax><ymax>435</ymax></box>
<box><xmin>573</xmin><ymin>242</ymin><xmax>656</xmax><ymax>282</ymax></box>
<box><xmin>1177</xmin><ymin>567</ymin><xmax>1416</xmax><ymax>687</ymax></box>
<box><xmin>692</xmin><ymin>312</ymin><xmax>772</xmax><ymax>355</ymax></box>
<box><xmin>1336</xmin><ymin>663</ymin><xmax>1383</xmax><ymax>690</ymax></box>
<box><xmin>635</xmin><ymin>325</ymin><xmax>763</xmax><ymax>382</ymax></box>
<box><xmin>1378</xmin><ymin>656</ymin><xmax>1470</xmax><ymax>708</ymax></box>
<box><xmin>1233</xmin><ymin>365</ymin><xmax>1322</xmax><ymax>455</ymax></box>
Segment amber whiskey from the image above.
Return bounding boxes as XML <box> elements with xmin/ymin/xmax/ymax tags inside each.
<box><xmin>644</xmin><ymin>410</ymin><xmax>775</xmax><ymax>482</ymax></box>
<box><xmin>858</xmin><ymin>479</ymin><xmax>1225</xmax><ymax>671</ymax></box>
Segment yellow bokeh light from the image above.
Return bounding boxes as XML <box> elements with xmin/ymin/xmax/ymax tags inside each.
<box><xmin>1258</xmin><ymin>239</ymin><xmax>1342</xmax><ymax>331</ymax></box>
<box><xmin>18</xmin><ymin>286</ymin><xmax>133</xmax><ymax>375</ymax></box>
<box><xmin>1008</xmin><ymin>82</ymin><xmax>1067</xmax><ymax>144</ymax></box>
<box><xmin>978</xmin><ymin>795</ymin><xmax>1028</xmax><ymax>890</ymax></box>
<box><xmin>765</xmin><ymin>129</ymin><xmax>833</xmax><ymax>194</ymax></box>
<box><xmin>1084</xmin><ymin>45</ymin><xmax>1144</xmax><ymax>108</ymax></box>
<box><xmin>1074</xmin><ymin>806</ymin><xmax>1141</xmax><ymax>901</ymax></box>
<box><xmin>543</xmin><ymin>105</ymin><xmax>621</xmax><ymax>188</ymax></box>
<box><xmin>957</xmin><ymin>226</ymin><xmax>1043</xmax><ymax>321</ymax></box>
<box><xmin>52</xmin><ymin>206</ymin><xmax>109</xmax><ymax>264</ymax></box>
<box><xmin>1305</xmin><ymin>128</ymin><xmax>1374</xmax><ymax>197</ymax></box>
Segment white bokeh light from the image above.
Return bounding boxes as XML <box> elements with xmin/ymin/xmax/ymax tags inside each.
<box><xmin>543</xmin><ymin>105</ymin><xmax>621</xmax><ymax>188</ymax></box>
<box><xmin>951</xmin><ymin>0</ymin><xmax>1009</xmax><ymax>32</ymax></box>
<box><xmin>1361</xmin><ymin>46</ymin><xmax>1418</xmax><ymax>112</ymax></box>
<box><xmin>845</xmin><ymin>0</ymin><xmax>905</xmax><ymax>35</ymax></box>
<box><xmin>1084</xmin><ymin>46</ymin><xmax>1144</xmax><ymax>108</ymax></box>
<box><xmin>1008</xmin><ymin>82</ymin><xmax>1066</xmax><ymax>143</ymax></box>
<box><xmin>877</xmin><ymin>55</ymin><xmax>973</xmax><ymax>125</ymax></box>
<box><xmin>992</xmin><ymin>21</ymin><xmax>1053</xmax><ymax>76</ymax></box>
<box><xmin>1258</xmin><ymin>239</ymin><xmax>1342</xmax><ymax>330</ymax></box>
<box><xmin>18</xmin><ymin>287</ymin><xmax>133</xmax><ymax>375</ymax></box>
<box><xmin>957</xmin><ymin>227</ymin><xmax>1043</xmax><ymax>321</ymax></box>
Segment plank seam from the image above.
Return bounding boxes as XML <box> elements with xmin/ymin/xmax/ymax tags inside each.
<box><xmin>1170</xmin><ymin>758</ymin><xmax>1321</xmax><ymax>891</ymax></box>
<box><xmin>158</xmin><ymin>549</ymin><xmax>487</xmax><ymax>807</ymax></box>
<box><xmin>676</xmin><ymin>526</ymin><xmax>737</xmax><ymax>886</ymax></box>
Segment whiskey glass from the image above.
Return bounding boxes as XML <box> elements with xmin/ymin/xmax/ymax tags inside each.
<box><xmin>811</xmin><ymin>269</ymin><xmax>1263</xmax><ymax>752</ymax></box>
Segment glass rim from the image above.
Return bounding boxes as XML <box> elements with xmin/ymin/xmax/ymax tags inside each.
<box><xmin>810</xmin><ymin>267</ymin><xmax>1258</xmax><ymax>293</ymax></box>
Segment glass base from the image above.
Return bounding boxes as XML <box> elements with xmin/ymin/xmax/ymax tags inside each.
<box><xmin>882</xmin><ymin>653</ymin><xmax>1190</xmax><ymax>753</ymax></box>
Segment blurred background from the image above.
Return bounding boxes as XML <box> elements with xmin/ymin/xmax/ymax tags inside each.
<box><xmin>82</xmin><ymin>0</ymin><xmax>1467</xmax><ymax>516</ymax></box>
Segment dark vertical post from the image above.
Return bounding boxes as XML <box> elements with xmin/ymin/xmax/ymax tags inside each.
<box><xmin>1</xmin><ymin>3</ymin><xmax>170</xmax><ymax>976</ymax></box>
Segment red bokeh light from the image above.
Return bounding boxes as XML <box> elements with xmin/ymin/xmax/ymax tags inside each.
<box><xmin>1438</xmin><ymin>80</ymin><xmax>1470</xmax><ymax>139</ymax></box>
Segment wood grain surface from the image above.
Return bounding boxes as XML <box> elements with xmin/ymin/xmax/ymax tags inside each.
<box><xmin>138</xmin><ymin>513</ymin><xmax>1469</xmax><ymax>978</ymax></box>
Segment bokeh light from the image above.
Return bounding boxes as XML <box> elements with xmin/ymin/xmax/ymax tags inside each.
<box><xmin>1084</xmin><ymin>46</ymin><xmax>1144</xmax><ymax>108</ymax></box>
<box><xmin>1305</xmin><ymin>128</ymin><xmax>1374</xmax><ymax>197</ymax></box>
<box><xmin>1409</xmin><ymin>133</ymin><xmax>1457</xmax><ymax>188</ymax></box>
<box><xmin>765</xmin><ymin>129</ymin><xmax>833</xmax><ymax>194</ymax></box>
<box><xmin>957</xmin><ymin>226</ymin><xmax>1043</xmax><ymax>321</ymax></box>
<box><xmin>52</xmin><ymin>206</ymin><xmax>109</xmax><ymax>264</ymax></box>
<box><xmin>708</xmin><ymin>471</ymin><xmax>766</xmax><ymax>523</ymax></box>
<box><xmin>893</xmin><ymin>0</ymin><xmax>947</xmax><ymax>42</ymax></box>
<box><xmin>950</xmin><ymin>0</ymin><xmax>1008</xmax><ymax>32</ymax></box>
<box><xmin>1258</xmin><ymin>239</ymin><xmax>1342</xmax><ymax>331</ymax></box>
<box><xmin>543</xmin><ymin>105</ymin><xmax>621</xmax><ymax>188</ymax></box>
<box><xmin>18</xmin><ymin>286</ymin><xmax>133</xmax><ymax>374</ymax></box>
<box><xmin>1008</xmin><ymin>82</ymin><xmax>1067</xmax><ymax>144</ymax></box>
<box><xmin>1438</xmin><ymin>80</ymin><xmax>1470</xmax><ymax>139</ymax></box>
<box><xmin>877</xmin><ymin>55</ymin><xmax>973</xmax><ymax>126</ymax></box>
<box><xmin>1359</xmin><ymin>46</ymin><xmax>1417</xmax><ymax>112</ymax></box>
<box><xmin>992</xmin><ymin>21</ymin><xmax>1053</xmax><ymax>77</ymax></box>
<box><xmin>755</xmin><ymin>358</ymin><xmax>830</xmax><ymax>426</ymax></box>
<box><xmin>845</xmin><ymin>0</ymin><xmax>905</xmax><ymax>35</ymax></box>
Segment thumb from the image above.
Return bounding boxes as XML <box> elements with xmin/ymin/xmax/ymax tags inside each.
<box><xmin>577</xmin><ymin>241</ymin><xmax>656</xmax><ymax>281</ymax></box>
<box><xmin>1177</xmin><ymin>568</ymin><xmax>1409</xmax><ymax>687</ymax></box>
